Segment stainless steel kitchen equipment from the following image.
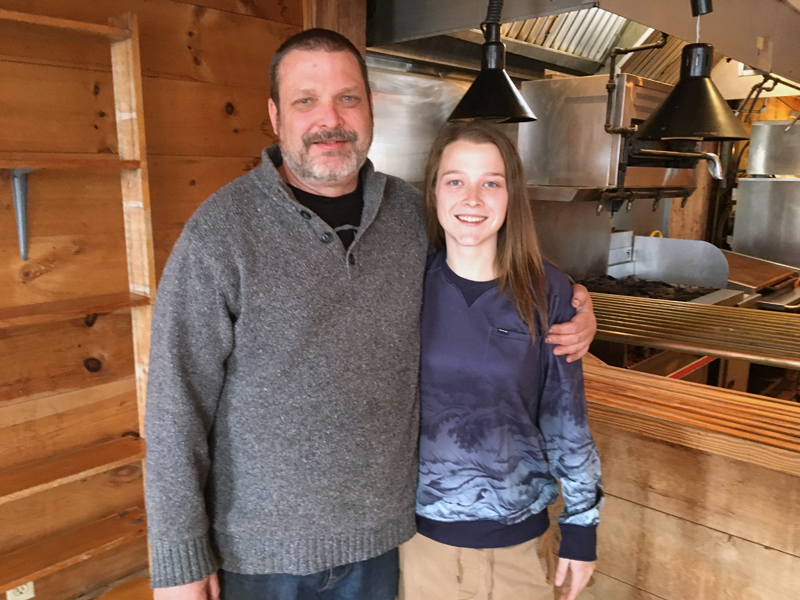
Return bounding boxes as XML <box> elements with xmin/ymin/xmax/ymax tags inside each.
<box><xmin>733</xmin><ymin>121</ymin><xmax>800</xmax><ymax>272</ymax></box>
<box><xmin>606</xmin><ymin>234</ymin><xmax>729</xmax><ymax>288</ymax></box>
<box><xmin>518</xmin><ymin>73</ymin><xmax>699</xmax><ymax>203</ymax></box>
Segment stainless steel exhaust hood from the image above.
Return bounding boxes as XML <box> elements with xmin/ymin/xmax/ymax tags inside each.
<box><xmin>368</xmin><ymin>0</ymin><xmax>800</xmax><ymax>83</ymax></box>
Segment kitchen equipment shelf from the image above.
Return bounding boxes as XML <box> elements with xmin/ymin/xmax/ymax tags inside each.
<box><xmin>584</xmin><ymin>363</ymin><xmax>800</xmax><ymax>478</ymax></box>
<box><xmin>0</xmin><ymin>293</ymin><xmax>150</xmax><ymax>329</ymax></box>
<box><xmin>0</xmin><ymin>508</ymin><xmax>146</xmax><ymax>594</ymax></box>
<box><xmin>0</xmin><ymin>437</ymin><xmax>145</xmax><ymax>507</ymax></box>
<box><xmin>591</xmin><ymin>292</ymin><xmax>800</xmax><ymax>369</ymax></box>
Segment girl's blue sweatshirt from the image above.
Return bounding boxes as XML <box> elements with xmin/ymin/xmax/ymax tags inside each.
<box><xmin>416</xmin><ymin>251</ymin><xmax>603</xmax><ymax>561</ymax></box>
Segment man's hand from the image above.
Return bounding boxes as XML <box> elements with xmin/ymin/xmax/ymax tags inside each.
<box><xmin>546</xmin><ymin>284</ymin><xmax>597</xmax><ymax>363</ymax></box>
<box><xmin>154</xmin><ymin>574</ymin><xmax>220</xmax><ymax>600</ymax></box>
<box><xmin>555</xmin><ymin>557</ymin><xmax>595</xmax><ymax>600</ymax></box>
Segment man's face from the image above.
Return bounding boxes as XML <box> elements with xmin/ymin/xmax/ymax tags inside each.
<box><xmin>268</xmin><ymin>49</ymin><xmax>373</xmax><ymax>190</ymax></box>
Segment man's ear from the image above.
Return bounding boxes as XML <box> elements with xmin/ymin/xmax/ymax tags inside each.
<box><xmin>268</xmin><ymin>98</ymin><xmax>279</xmax><ymax>136</ymax></box>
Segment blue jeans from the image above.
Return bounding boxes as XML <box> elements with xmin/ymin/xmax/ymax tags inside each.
<box><xmin>218</xmin><ymin>549</ymin><xmax>399</xmax><ymax>600</ymax></box>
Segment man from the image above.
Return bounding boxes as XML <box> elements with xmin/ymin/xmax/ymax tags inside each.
<box><xmin>145</xmin><ymin>28</ymin><xmax>597</xmax><ymax>600</ymax></box>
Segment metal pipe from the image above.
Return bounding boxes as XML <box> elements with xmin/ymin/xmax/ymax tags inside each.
<box><xmin>604</xmin><ymin>32</ymin><xmax>669</xmax><ymax>135</ymax></box>
<box><xmin>633</xmin><ymin>148</ymin><xmax>724</xmax><ymax>179</ymax></box>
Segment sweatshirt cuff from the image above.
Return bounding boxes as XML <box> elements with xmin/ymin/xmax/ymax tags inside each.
<box><xmin>149</xmin><ymin>534</ymin><xmax>220</xmax><ymax>589</ymax></box>
<box><xmin>558</xmin><ymin>523</ymin><xmax>597</xmax><ymax>562</ymax></box>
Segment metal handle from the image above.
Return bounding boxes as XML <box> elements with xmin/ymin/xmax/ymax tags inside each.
<box><xmin>633</xmin><ymin>148</ymin><xmax>724</xmax><ymax>180</ymax></box>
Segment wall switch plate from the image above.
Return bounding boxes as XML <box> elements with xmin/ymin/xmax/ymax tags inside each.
<box><xmin>7</xmin><ymin>583</ymin><xmax>35</xmax><ymax>600</ymax></box>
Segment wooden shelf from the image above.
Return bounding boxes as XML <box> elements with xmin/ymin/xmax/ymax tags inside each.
<box><xmin>0</xmin><ymin>9</ymin><xmax>129</xmax><ymax>40</ymax></box>
<box><xmin>0</xmin><ymin>293</ymin><xmax>150</xmax><ymax>329</ymax></box>
<box><xmin>0</xmin><ymin>437</ymin><xmax>144</xmax><ymax>507</ymax></box>
<box><xmin>0</xmin><ymin>507</ymin><xmax>146</xmax><ymax>593</ymax></box>
<box><xmin>0</xmin><ymin>152</ymin><xmax>141</xmax><ymax>170</ymax></box>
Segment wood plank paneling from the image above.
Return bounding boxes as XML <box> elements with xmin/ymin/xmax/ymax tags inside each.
<box><xmin>593</xmin><ymin>423</ymin><xmax>800</xmax><ymax>558</ymax></box>
<box><xmin>0</xmin><ymin>60</ymin><xmax>117</xmax><ymax>155</ymax></box>
<box><xmin>304</xmin><ymin>0</ymin><xmax>366</xmax><ymax>53</ymax></box>
<box><xmin>153</xmin><ymin>228</ymin><xmax>183</xmax><ymax>280</ymax></box>
<box><xmin>0</xmin><ymin>157</ymin><xmax>261</xmax><ymax>303</ymax></box>
<box><xmin>582</xmin><ymin>573</ymin><xmax>664</xmax><ymax>600</ymax></box>
<box><xmin>598</xmin><ymin>495</ymin><xmax>800</xmax><ymax>600</ymax></box>
<box><xmin>0</xmin><ymin>507</ymin><xmax>146</xmax><ymax>593</ymax></box>
<box><xmin>97</xmin><ymin>575</ymin><xmax>151</xmax><ymax>599</ymax></box>
<box><xmin>0</xmin><ymin>0</ymin><xmax>300</xmax><ymax>87</ymax></box>
<box><xmin>30</xmin><ymin>538</ymin><xmax>148</xmax><ymax>600</ymax></box>
<box><xmin>0</xmin><ymin>169</ymin><xmax>124</xmax><ymax>238</ymax></box>
<box><xmin>0</xmin><ymin>62</ymin><xmax>275</xmax><ymax>158</ymax></box>
<box><xmin>0</xmin><ymin>293</ymin><xmax>150</xmax><ymax>329</ymax></box>
<box><xmin>142</xmin><ymin>75</ymin><xmax>274</xmax><ymax>157</ymax></box>
<box><xmin>149</xmin><ymin>155</ymin><xmax>261</xmax><ymax>229</ymax></box>
<box><xmin>0</xmin><ymin>312</ymin><xmax>134</xmax><ymax>403</ymax></box>
<box><xmin>0</xmin><ymin>437</ymin><xmax>144</xmax><ymax>506</ymax></box>
<box><xmin>0</xmin><ymin>466</ymin><xmax>143</xmax><ymax>555</ymax></box>
<box><xmin>0</xmin><ymin>379</ymin><xmax>137</xmax><ymax>470</ymax></box>
<box><xmin>171</xmin><ymin>0</ymin><xmax>302</xmax><ymax>25</ymax></box>
<box><xmin>0</xmin><ymin>235</ymin><xmax>129</xmax><ymax>309</ymax></box>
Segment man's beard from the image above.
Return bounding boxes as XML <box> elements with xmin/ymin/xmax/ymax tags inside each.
<box><xmin>281</xmin><ymin>128</ymin><xmax>371</xmax><ymax>182</ymax></box>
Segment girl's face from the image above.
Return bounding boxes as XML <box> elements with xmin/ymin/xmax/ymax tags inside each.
<box><xmin>435</xmin><ymin>140</ymin><xmax>508</xmax><ymax>255</ymax></box>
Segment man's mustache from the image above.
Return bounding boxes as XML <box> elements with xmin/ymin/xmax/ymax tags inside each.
<box><xmin>303</xmin><ymin>129</ymin><xmax>358</xmax><ymax>148</ymax></box>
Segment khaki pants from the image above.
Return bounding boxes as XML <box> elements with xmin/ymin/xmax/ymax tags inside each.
<box><xmin>398</xmin><ymin>533</ymin><xmax>555</xmax><ymax>600</ymax></box>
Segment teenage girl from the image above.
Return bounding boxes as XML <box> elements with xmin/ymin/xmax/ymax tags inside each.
<box><xmin>399</xmin><ymin>122</ymin><xmax>603</xmax><ymax>600</ymax></box>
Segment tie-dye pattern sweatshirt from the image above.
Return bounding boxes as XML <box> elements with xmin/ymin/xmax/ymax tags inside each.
<box><xmin>416</xmin><ymin>251</ymin><xmax>603</xmax><ymax>561</ymax></box>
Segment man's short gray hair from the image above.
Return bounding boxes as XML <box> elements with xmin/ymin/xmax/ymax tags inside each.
<box><xmin>269</xmin><ymin>28</ymin><xmax>371</xmax><ymax>110</ymax></box>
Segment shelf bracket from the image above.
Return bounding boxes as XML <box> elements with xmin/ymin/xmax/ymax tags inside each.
<box><xmin>10</xmin><ymin>168</ymin><xmax>35</xmax><ymax>262</ymax></box>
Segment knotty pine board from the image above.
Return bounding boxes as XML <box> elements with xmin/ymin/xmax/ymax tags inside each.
<box><xmin>170</xmin><ymin>0</ymin><xmax>302</xmax><ymax>24</ymax></box>
<box><xmin>0</xmin><ymin>465</ymin><xmax>143</xmax><ymax>555</ymax></box>
<box><xmin>0</xmin><ymin>379</ymin><xmax>137</xmax><ymax>470</ymax></box>
<box><xmin>0</xmin><ymin>234</ymin><xmax>130</xmax><ymax>309</ymax></box>
<box><xmin>0</xmin><ymin>61</ymin><xmax>275</xmax><ymax>158</ymax></box>
<box><xmin>27</xmin><ymin>537</ymin><xmax>148</xmax><ymax>600</ymax></box>
<box><xmin>0</xmin><ymin>312</ymin><xmax>134</xmax><ymax>403</ymax></box>
<box><xmin>0</xmin><ymin>157</ymin><xmax>260</xmax><ymax>305</ymax></box>
<box><xmin>0</xmin><ymin>0</ymin><xmax>300</xmax><ymax>87</ymax></box>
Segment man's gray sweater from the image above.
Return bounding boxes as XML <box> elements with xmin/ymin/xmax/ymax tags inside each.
<box><xmin>144</xmin><ymin>146</ymin><xmax>428</xmax><ymax>587</ymax></box>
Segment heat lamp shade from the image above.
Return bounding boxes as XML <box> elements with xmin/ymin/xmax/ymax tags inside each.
<box><xmin>448</xmin><ymin>69</ymin><xmax>536</xmax><ymax>123</ymax></box>
<box><xmin>633</xmin><ymin>44</ymin><xmax>749</xmax><ymax>141</ymax></box>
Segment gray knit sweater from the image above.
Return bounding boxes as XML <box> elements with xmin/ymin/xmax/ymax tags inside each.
<box><xmin>144</xmin><ymin>146</ymin><xmax>428</xmax><ymax>587</ymax></box>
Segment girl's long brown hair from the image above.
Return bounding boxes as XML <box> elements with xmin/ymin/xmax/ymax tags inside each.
<box><xmin>423</xmin><ymin>121</ymin><xmax>548</xmax><ymax>338</ymax></box>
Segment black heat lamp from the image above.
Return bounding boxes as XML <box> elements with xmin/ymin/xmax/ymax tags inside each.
<box><xmin>691</xmin><ymin>0</ymin><xmax>713</xmax><ymax>17</ymax></box>
<box><xmin>633</xmin><ymin>43</ymin><xmax>748</xmax><ymax>141</ymax></box>
<box><xmin>633</xmin><ymin>0</ymin><xmax>747</xmax><ymax>141</ymax></box>
<box><xmin>448</xmin><ymin>0</ymin><xmax>536</xmax><ymax>123</ymax></box>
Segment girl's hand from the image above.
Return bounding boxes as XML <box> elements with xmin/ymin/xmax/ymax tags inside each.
<box><xmin>555</xmin><ymin>557</ymin><xmax>595</xmax><ymax>600</ymax></box>
<box><xmin>546</xmin><ymin>284</ymin><xmax>597</xmax><ymax>362</ymax></box>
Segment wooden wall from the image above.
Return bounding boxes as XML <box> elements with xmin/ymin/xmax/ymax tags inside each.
<box><xmin>0</xmin><ymin>1</ymin><xmax>302</xmax><ymax>596</ymax></box>
<box><xmin>580</xmin><ymin>423</ymin><xmax>800</xmax><ymax>600</ymax></box>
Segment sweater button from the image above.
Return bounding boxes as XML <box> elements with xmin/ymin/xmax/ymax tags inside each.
<box><xmin>300</xmin><ymin>210</ymin><xmax>312</xmax><ymax>220</ymax></box>
<box><xmin>320</xmin><ymin>232</ymin><xmax>333</xmax><ymax>244</ymax></box>
<box><xmin>348</xmin><ymin>254</ymin><xmax>356</xmax><ymax>265</ymax></box>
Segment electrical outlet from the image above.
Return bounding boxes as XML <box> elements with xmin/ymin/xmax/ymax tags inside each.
<box><xmin>6</xmin><ymin>583</ymin><xmax>34</xmax><ymax>600</ymax></box>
